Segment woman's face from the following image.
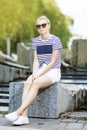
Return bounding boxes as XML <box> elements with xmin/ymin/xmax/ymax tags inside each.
<box><xmin>35</xmin><ymin>19</ymin><xmax>50</xmax><ymax>35</ymax></box>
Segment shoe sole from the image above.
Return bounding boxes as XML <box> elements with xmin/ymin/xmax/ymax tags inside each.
<box><xmin>13</xmin><ymin>122</ymin><xmax>29</xmax><ymax>126</ymax></box>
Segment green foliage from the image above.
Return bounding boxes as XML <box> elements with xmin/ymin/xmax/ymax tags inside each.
<box><xmin>0</xmin><ymin>0</ymin><xmax>73</xmax><ymax>52</ymax></box>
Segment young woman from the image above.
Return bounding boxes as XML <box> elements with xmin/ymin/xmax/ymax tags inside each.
<box><xmin>5</xmin><ymin>15</ymin><xmax>62</xmax><ymax>125</ymax></box>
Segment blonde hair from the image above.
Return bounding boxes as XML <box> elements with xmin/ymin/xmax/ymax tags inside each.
<box><xmin>36</xmin><ymin>15</ymin><xmax>50</xmax><ymax>24</ymax></box>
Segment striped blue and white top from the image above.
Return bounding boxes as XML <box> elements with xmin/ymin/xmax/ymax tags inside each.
<box><xmin>32</xmin><ymin>35</ymin><xmax>62</xmax><ymax>69</ymax></box>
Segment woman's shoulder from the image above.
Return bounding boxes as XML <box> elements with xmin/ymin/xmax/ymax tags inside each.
<box><xmin>51</xmin><ymin>35</ymin><xmax>61</xmax><ymax>40</ymax></box>
<box><xmin>32</xmin><ymin>36</ymin><xmax>40</xmax><ymax>42</ymax></box>
<box><xmin>50</xmin><ymin>35</ymin><xmax>61</xmax><ymax>44</ymax></box>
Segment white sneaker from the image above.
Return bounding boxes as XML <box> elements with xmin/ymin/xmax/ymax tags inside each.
<box><xmin>5</xmin><ymin>111</ymin><xmax>19</xmax><ymax>122</ymax></box>
<box><xmin>13</xmin><ymin>116</ymin><xmax>29</xmax><ymax>125</ymax></box>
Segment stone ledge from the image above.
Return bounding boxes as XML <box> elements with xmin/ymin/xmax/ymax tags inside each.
<box><xmin>9</xmin><ymin>82</ymin><xmax>59</xmax><ymax>118</ymax></box>
<box><xmin>9</xmin><ymin>81</ymin><xmax>87</xmax><ymax>118</ymax></box>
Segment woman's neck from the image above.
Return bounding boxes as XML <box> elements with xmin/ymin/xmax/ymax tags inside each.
<box><xmin>40</xmin><ymin>33</ymin><xmax>52</xmax><ymax>41</ymax></box>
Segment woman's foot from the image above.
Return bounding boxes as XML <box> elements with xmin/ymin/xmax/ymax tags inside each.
<box><xmin>5</xmin><ymin>111</ymin><xmax>19</xmax><ymax>122</ymax></box>
<box><xmin>13</xmin><ymin>116</ymin><xmax>29</xmax><ymax>125</ymax></box>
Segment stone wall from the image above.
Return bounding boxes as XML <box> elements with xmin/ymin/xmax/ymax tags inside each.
<box><xmin>17</xmin><ymin>42</ymin><xmax>33</xmax><ymax>72</ymax></box>
<box><xmin>71</xmin><ymin>39</ymin><xmax>87</xmax><ymax>67</ymax></box>
<box><xmin>0</xmin><ymin>64</ymin><xmax>29</xmax><ymax>83</ymax></box>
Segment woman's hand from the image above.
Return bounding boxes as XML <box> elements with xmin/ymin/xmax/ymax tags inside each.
<box><xmin>32</xmin><ymin>73</ymin><xmax>40</xmax><ymax>81</ymax></box>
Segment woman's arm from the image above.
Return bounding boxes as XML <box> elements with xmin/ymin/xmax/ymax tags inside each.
<box><xmin>32</xmin><ymin>50</ymin><xmax>39</xmax><ymax>80</ymax></box>
<box><xmin>26</xmin><ymin>50</ymin><xmax>39</xmax><ymax>82</ymax></box>
<box><xmin>38</xmin><ymin>49</ymin><xmax>60</xmax><ymax>77</ymax></box>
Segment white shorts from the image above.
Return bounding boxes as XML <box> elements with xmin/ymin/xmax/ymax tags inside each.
<box><xmin>38</xmin><ymin>64</ymin><xmax>61</xmax><ymax>84</ymax></box>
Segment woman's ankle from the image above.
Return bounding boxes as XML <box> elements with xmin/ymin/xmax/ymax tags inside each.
<box><xmin>17</xmin><ymin>108</ymin><xmax>23</xmax><ymax>116</ymax></box>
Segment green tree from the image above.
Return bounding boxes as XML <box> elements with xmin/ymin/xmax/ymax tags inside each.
<box><xmin>0</xmin><ymin>0</ymin><xmax>73</xmax><ymax>53</ymax></box>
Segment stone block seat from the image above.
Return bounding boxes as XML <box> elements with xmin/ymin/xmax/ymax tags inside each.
<box><xmin>9</xmin><ymin>81</ymin><xmax>87</xmax><ymax>118</ymax></box>
<box><xmin>9</xmin><ymin>82</ymin><xmax>60</xmax><ymax>118</ymax></box>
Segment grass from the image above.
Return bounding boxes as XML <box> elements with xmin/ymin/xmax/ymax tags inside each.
<box><xmin>0</xmin><ymin>111</ymin><xmax>8</xmax><ymax>115</ymax></box>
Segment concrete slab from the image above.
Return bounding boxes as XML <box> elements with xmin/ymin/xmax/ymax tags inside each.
<box><xmin>64</xmin><ymin>111</ymin><xmax>87</xmax><ymax>119</ymax></box>
<box><xmin>9</xmin><ymin>81</ymin><xmax>87</xmax><ymax>119</ymax></box>
<box><xmin>0</xmin><ymin>126</ymin><xmax>38</xmax><ymax>130</ymax></box>
<box><xmin>0</xmin><ymin>113</ymin><xmax>87</xmax><ymax>130</ymax></box>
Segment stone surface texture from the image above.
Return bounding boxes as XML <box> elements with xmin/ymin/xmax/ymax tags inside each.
<box><xmin>9</xmin><ymin>81</ymin><xmax>87</xmax><ymax>118</ymax></box>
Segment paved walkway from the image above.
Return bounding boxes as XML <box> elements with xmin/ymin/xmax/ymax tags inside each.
<box><xmin>0</xmin><ymin>111</ymin><xmax>87</xmax><ymax>130</ymax></box>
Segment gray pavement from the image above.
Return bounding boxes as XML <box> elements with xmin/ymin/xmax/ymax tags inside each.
<box><xmin>0</xmin><ymin>111</ymin><xmax>87</xmax><ymax>130</ymax></box>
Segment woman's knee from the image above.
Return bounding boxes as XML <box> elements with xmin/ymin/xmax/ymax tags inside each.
<box><xmin>32</xmin><ymin>79</ymin><xmax>40</xmax><ymax>90</ymax></box>
<box><xmin>24</xmin><ymin>80</ymin><xmax>32</xmax><ymax>89</ymax></box>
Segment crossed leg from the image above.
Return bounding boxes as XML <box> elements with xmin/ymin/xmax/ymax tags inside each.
<box><xmin>5</xmin><ymin>74</ymin><xmax>52</xmax><ymax>125</ymax></box>
<box><xmin>17</xmin><ymin>74</ymin><xmax>52</xmax><ymax>117</ymax></box>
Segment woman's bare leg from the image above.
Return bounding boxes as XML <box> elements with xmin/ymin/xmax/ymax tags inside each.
<box><xmin>22</xmin><ymin>75</ymin><xmax>33</xmax><ymax>102</ymax></box>
<box><xmin>17</xmin><ymin>75</ymin><xmax>52</xmax><ymax>116</ymax></box>
<box><xmin>18</xmin><ymin>75</ymin><xmax>33</xmax><ymax>116</ymax></box>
